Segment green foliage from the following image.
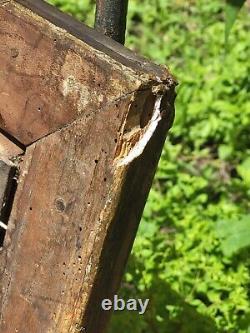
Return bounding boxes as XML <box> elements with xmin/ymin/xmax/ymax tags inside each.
<box><xmin>216</xmin><ymin>215</ymin><xmax>250</xmax><ymax>256</ymax></box>
<box><xmin>47</xmin><ymin>0</ymin><xmax>95</xmax><ymax>25</ymax></box>
<box><xmin>225</xmin><ymin>0</ymin><xmax>247</xmax><ymax>43</ymax></box>
<box><xmin>47</xmin><ymin>0</ymin><xmax>250</xmax><ymax>332</ymax></box>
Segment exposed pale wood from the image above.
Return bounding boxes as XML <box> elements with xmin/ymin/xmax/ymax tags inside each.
<box><xmin>0</xmin><ymin>1</ymin><xmax>176</xmax><ymax>332</ymax></box>
<box><xmin>0</xmin><ymin>89</ymin><xmax>175</xmax><ymax>333</ymax></box>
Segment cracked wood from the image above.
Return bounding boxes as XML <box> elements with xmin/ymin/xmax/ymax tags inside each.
<box><xmin>0</xmin><ymin>1</ymin><xmax>176</xmax><ymax>333</ymax></box>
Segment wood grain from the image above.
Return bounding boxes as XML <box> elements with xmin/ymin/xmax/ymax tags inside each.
<box><xmin>0</xmin><ymin>0</ymin><xmax>173</xmax><ymax>145</ymax></box>
<box><xmin>0</xmin><ymin>87</ymin><xmax>175</xmax><ymax>333</ymax></box>
<box><xmin>0</xmin><ymin>1</ymin><xmax>176</xmax><ymax>332</ymax></box>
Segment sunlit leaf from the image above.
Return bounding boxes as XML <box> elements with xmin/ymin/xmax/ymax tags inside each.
<box><xmin>237</xmin><ymin>157</ymin><xmax>250</xmax><ymax>186</ymax></box>
<box><xmin>216</xmin><ymin>215</ymin><xmax>250</xmax><ymax>256</ymax></box>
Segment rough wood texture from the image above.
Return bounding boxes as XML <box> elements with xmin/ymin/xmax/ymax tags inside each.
<box><xmin>0</xmin><ymin>1</ymin><xmax>176</xmax><ymax>332</ymax></box>
<box><xmin>0</xmin><ymin>0</ymin><xmax>171</xmax><ymax>145</ymax></box>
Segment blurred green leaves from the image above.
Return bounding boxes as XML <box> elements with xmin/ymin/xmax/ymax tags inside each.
<box><xmin>237</xmin><ymin>157</ymin><xmax>250</xmax><ymax>186</ymax></box>
<box><xmin>216</xmin><ymin>215</ymin><xmax>250</xmax><ymax>256</ymax></box>
<box><xmin>225</xmin><ymin>0</ymin><xmax>247</xmax><ymax>43</ymax></box>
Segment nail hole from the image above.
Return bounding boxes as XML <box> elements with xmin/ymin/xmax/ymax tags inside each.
<box><xmin>55</xmin><ymin>198</ymin><xmax>66</xmax><ymax>212</ymax></box>
<box><xmin>10</xmin><ymin>48</ymin><xmax>19</xmax><ymax>58</ymax></box>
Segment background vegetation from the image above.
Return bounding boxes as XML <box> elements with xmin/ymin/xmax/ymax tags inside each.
<box><xmin>48</xmin><ymin>1</ymin><xmax>250</xmax><ymax>332</ymax></box>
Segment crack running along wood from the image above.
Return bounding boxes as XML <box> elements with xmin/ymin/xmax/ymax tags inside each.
<box><xmin>0</xmin><ymin>1</ymin><xmax>176</xmax><ymax>332</ymax></box>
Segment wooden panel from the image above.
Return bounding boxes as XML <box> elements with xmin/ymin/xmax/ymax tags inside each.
<box><xmin>0</xmin><ymin>1</ymin><xmax>176</xmax><ymax>332</ymax></box>
<box><xmin>16</xmin><ymin>0</ymin><xmax>168</xmax><ymax>77</ymax></box>
<box><xmin>0</xmin><ymin>0</ymin><xmax>173</xmax><ymax>145</ymax></box>
<box><xmin>0</xmin><ymin>85</ymin><xmax>175</xmax><ymax>332</ymax></box>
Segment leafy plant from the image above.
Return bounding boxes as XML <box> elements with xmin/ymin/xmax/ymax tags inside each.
<box><xmin>225</xmin><ymin>0</ymin><xmax>248</xmax><ymax>43</ymax></box>
<box><xmin>216</xmin><ymin>215</ymin><xmax>250</xmax><ymax>256</ymax></box>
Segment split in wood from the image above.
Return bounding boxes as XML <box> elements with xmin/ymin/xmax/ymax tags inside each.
<box><xmin>0</xmin><ymin>133</ymin><xmax>24</xmax><ymax>246</ymax></box>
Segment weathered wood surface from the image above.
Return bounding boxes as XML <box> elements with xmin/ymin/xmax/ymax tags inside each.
<box><xmin>0</xmin><ymin>0</ymin><xmax>170</xmax><ymax>145</ymax></box>
<box><xmin>0</xmin><ymin>1</ymin><xmax>176</xmax><ymax>333</ymax></box>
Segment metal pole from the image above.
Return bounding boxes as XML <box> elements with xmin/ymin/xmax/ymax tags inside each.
<box><xmin>94</xmin><ymin>0</ymin><xmax>129</xmax><ymax>45</ymax></box>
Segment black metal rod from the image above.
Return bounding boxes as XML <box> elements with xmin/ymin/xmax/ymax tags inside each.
<box><xmin>94</xmin><ymin>0</ymin><xmax>129</xmax><ymax>45</ymax></box>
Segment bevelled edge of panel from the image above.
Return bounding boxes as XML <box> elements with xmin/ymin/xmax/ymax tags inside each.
<box><xmin>15</xmin><ymin>0</ymin><xmax>176</xmax><ymax>84</ymax></box>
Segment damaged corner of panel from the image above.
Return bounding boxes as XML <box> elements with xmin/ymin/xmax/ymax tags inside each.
<box><xmin>114</xmin><ymin>80</ymin><xmax>175</xmax><ymax>167</ymax></box>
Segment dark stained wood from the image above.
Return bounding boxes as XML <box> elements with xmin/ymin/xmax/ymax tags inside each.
<box><xmin>0</xmin><ymin>134</ymin><xmax>22</xmax><ymax>245</ymax></box>
<box><xmin>0</xmin><ymin>90</ymin><xmax>175</xmax><ymax>333</ymax></box>
<box><xmin>0</xmin><ymin>0</ymin><xmax>174</xmax><ymax>146</ymax></box>
<box><xmin>0</xmin><ymin>161</ymin><xmax>12</xmax><ymax>216</ymax></box>
<box><xmin>0</xmin><ymin>1</ymin><xmax>176</xmax><ymax>332</ymax></box>
<box><xmin>0</xmin><ymin>160</ymin><xmax>15</xmax><ymax>243</ymax></box>
<box><xmin>16</xmin><ymin>0</ymin><xmax>168</xmax><ymax>77</ymax></box>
